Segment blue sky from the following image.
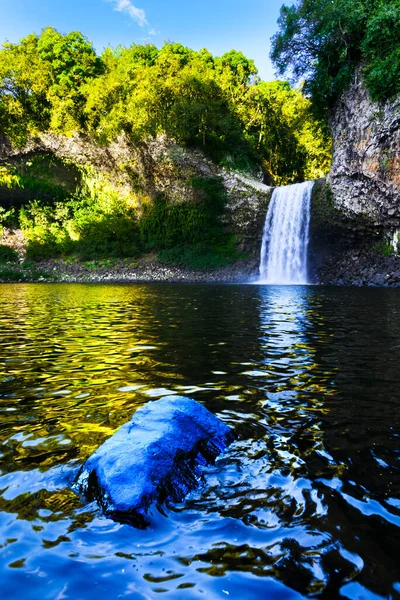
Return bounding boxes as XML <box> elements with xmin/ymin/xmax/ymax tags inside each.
<box><xmin>0</xmin><ymin>0</ymin><xmax>288</xmax><ymax>80</ymax></box>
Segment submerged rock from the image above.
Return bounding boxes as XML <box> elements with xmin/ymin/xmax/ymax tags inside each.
<box><xmin>74</xmin><ymin>396</ymin><xmax>233</xmax><ymax>526</ymax></box>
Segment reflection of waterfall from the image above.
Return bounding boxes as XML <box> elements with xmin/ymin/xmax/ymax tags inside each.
<box><xmin>259</xmin><ymin>181</ymin><xmax>314</xmax><ymax>284</ymax></box>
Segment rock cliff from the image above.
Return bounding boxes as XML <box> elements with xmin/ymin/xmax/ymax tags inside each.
<box><xmin>0</xmin><ymin>134</ymin><xmax>272</xmax><ymax>265</ymax></box>
<box><xmin>311</xmin><ymin>71</ymin><xmax>400</xmax><ymax>285</ymax></box>
<box><xmin>328</xmin><ymin>68</ymin><xmax>400</xmax><ymax>229</ymax></box>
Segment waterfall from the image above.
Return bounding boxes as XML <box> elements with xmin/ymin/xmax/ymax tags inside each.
<box><xmin>259</xmin><ymin>181</ymin><xmax>314</xmax><ymax>284</ymax></box>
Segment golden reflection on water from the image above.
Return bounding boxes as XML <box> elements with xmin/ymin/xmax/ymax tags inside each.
<box><xmin>0</xmin><ymin>285</ymin><xmax>177</xmax><ymax>459</ymax></box>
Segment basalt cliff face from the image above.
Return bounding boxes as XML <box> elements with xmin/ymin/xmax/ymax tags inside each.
<box><xmin>312</xmin><ymin>71</ymin><xmax>400</xmax><ymax>286</ymax></box>
<box><xmin>328</xmin><ymin>69</ymin><xmax>400</xmax><ymax>229</ymax></box>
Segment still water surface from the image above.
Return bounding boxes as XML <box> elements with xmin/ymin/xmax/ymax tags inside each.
<box><xmin>0</xmin><ymin>283</ymin><xmax>399</xmax><ymax>599</ymax></box>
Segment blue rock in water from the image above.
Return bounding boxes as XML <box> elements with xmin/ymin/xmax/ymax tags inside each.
<box><xmin>75</xmin><ymin>395</ymin><xmax>233</xmax><ymax>526</ymax></box>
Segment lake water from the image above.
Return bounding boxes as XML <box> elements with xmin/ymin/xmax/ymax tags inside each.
<box><xmin>0</xmin><ymin>283</ymin><xmax>399</xmax><ymax>599</ymax></box>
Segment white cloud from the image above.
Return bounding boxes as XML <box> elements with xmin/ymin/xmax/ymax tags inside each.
<box><xmin>109</xmin><ymin>0</ymin><xmax>148</xmax><ymax>27</ymax></box>
<box><xmin>148</xmin><ymin>28</ymin><xmax>157</xmax><ymax>36</ymax></box>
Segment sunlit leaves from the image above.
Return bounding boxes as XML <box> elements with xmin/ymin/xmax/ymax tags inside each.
<box><xmin>0</xmin><ymin>27</ymin><xmax>101</xmax><ymax>140</ymax></box>
<box><xmin>0</xmin><ymin>29</ymin><xmax>331</xmax><ymax>183</ymax></box>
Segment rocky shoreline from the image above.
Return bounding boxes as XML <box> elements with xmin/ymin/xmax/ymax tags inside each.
<box><xmin>316</xmin><ymin>249</ymin><xmax>400</xmax><ymax>287</ymax></box>
<box><xmin>0</xmin><ymin>255</ymin><xmax>259</xmax><ymax>284</ymax></box>
<box><xmin>2</xmin><ymin>229</ymin><xmax>400</xmax><ymax>287</ymax></box>
<box><xmin>2</xmin><ymin>251</ymin><xmax>400</xmax><ymax>286</ymax></box>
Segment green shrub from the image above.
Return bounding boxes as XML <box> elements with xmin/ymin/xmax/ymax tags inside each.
<box><xmin>0</xmin><ymin>264</ymin><xmax>54</xmax><ymax>281</ymax></box>
<box><xmin>158</xmin><ymin>237</ymin><xmax>241</xmax><ymax>270</ymax></box>
<box><xmin>0</xmin><ymin>206</ymin><xmax>17</xmax><ymax>227</ymax></box>
<box><xmin>0</xmin><ymin>245</ymin><xmax>18</xmax><ymax>263</ymax></box>
<box><xmin>25</xmin><ymin>239</ymin><xmax>64</xmax><ymax>260</ymax></box>
<box><xmin>138</xmin><ymin>176</ymin><xmax>242</xmax><ymax>269</ymax></box>
<box><xmin>0</xmin><ymin>266</ymin><xmax>24</xmax><ymax>281</ymax></box>
<box><xmin>71</xmin><ymin>213</ymin><xmax>141</xmax><ymax>260</ymax></box>
<box><xmin>19</xmin><ymin>166</ymin><xmax>141</xmax><ymax>260</ymax></box>
<box><xmin>24</xmin><ymin>212</ymin><xmax>141</xmax><ymax>261</ymax></box>
<box><xmin>139</xmin><ymin>177</ymin><xmax>227</xmax><ymax>250</ymax></box>
<box><xmin>20</xmin><ymin>201</ymin><xmax>72</xmax><ymax>259</ymax></box>
<box><xmin>17</xmin><ymin>174</ymin><xmax>244</xmax><ymax>266</ymax></box>
<box><xmin>374</xmin><ymin>241</ymin><xmax>393</xmax><ymax>257</ymax></box>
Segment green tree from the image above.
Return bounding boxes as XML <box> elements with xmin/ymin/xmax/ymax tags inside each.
<box><xmin>0</xmin><ymin>33</ymin><xmax>51</xmax><ymax>142</ymax></box>
<box><xmin>362</xmin><ymin>2</ymin><xmax>400</xmax><ymax>99</ymax></box>
<box><xmin>37</xmin><ymin>27</ymin><xmax>102</xmax><ymax>132</ymax></box>
<box><xmin>271</xmin><ymin>0</ymin><xmax>400</xmax><ymax>114</ymax></box>
<box><xmin>37</xmin><ymin>27</ymin><xmax>101</xmax><ymax>89</ymax></box>
<box><xmin>1</xmin><ymin>30</ymin><xmax>332</xmax><ymax>182</ymax></box>
<box><xmin>0</xmin><ymin>27</ymin><xmax>102</xmax><ymax>140</ymax></box>
<box><xmin>237</xmin><ymin>80</ymin><xmax>330</xmax><ymax>184</ymax></box>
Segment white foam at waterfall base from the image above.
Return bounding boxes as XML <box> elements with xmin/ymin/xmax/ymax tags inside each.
<box><xmin>259</xmin><ymin>181</ymin><xmax>314</xmax><ymax>284</ymax></box>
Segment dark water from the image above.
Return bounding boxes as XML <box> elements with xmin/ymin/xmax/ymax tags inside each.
<box><xmin>0</xmin><ymin>283</ymin><xmax>399</xmax><ymax>600</ymax></box>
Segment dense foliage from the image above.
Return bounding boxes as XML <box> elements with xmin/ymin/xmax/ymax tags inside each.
<box><xmin>0</xmin><ymin>27</ymin><xmax>331</xmax><ymax>183</ymax></box>
<box><xmin>271</xmin><ymin>0</ymin><xmax>400</xmax><ymax>115</ymax></box>
<box><xmin>0</xmin><ymin>28</ymin><xmax>332</xmax><ymax>266</ymax></box>
<box><xmin>0</xmin><ymin>157</ymin><xmax>240</xmax><ymax>267</ymax></box>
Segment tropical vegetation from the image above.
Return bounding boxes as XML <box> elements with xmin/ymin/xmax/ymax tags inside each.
<box><xmin>0</xmin><ymin>27</ymin><xmax>332</xmax><ymax>266</ymax></box>
<box><xmin>271</xmin><ymin>0</ymin><xmax>400</xmax><ymax>116</ymax></box>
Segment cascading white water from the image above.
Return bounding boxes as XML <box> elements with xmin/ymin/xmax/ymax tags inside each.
<box><xmin>259</xmin><ymin>181</ymin><xmax>314</xmax><ymax>284</ymax></box>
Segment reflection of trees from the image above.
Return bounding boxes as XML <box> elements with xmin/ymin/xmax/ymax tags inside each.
<box><xmin>0</xmin><ymin>284</ymin><xmax>169</xmax><ymax>467</ymax></box>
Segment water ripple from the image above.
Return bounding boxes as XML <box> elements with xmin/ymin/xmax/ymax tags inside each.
<box><xmin>0</xmin><ymin>283</ymin><xmax>399</xmax><ymax>599</ymax></box>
